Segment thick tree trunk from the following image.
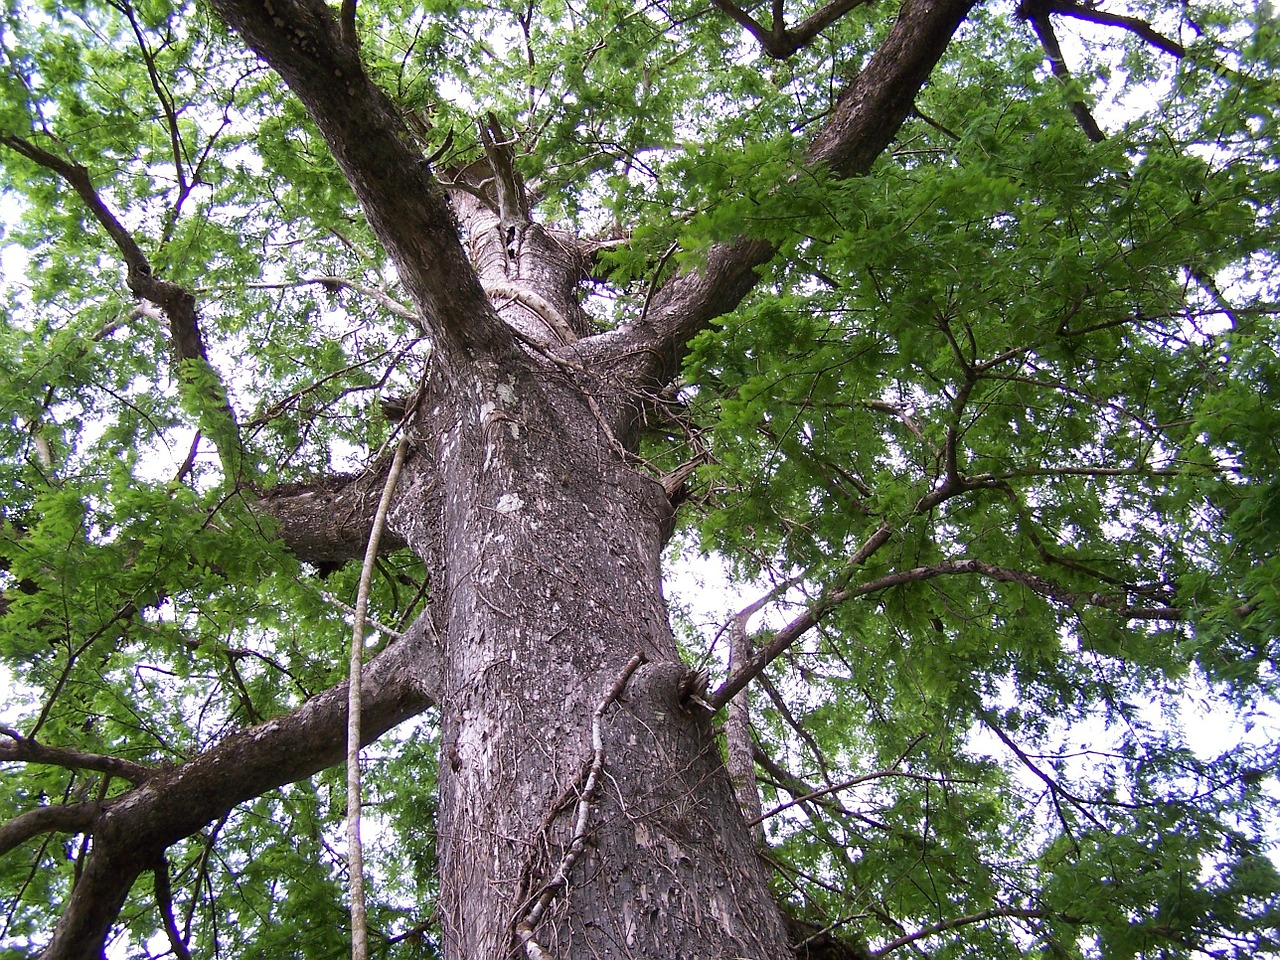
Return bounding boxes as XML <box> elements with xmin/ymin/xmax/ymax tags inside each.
<box><xmin>395</xmin><ymin>357</ymin><xmax>792</xmax><ymax>958</ymax></box>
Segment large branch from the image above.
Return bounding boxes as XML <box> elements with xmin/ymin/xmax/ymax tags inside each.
<box><xmin>207</xmin><ymin>0</ymin><xmax>514</xmax><ymax>363</ymax></box>
<box><xmin>1038</xmin><ymin>0</ymin><xmax>1185</xmax><ymax>58</ymax></box>
<box><xmin>0</xmin><ymin>135</ymin><xmax>244</xmax><ymax>472</ymax></box>
<box><xmin>33</xmin><ymin>618</ymin><xmax>436</xmax><ymax>960</ymax></box>
<box><xmin>1019</xmin><ymin>1</ymin><xmax>1106</xmax><ymax>142</ymax></box>
<box><xmin>585</xmin><ymin>0</ymin><xmax>980</xmax><ymax>391</ymax></box>
<box><xmin>0</xmin><ymin>802</ymin><xmax>104</xmax><ymax>859</ymax></box>
<box><xmin>256</xmin><ymin>470</ymin><xmax>411</xmax><ymax>569</ymax></box>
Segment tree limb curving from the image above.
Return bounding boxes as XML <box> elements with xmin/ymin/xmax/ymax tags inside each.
<box><xmin>34</xmin><ymin>617</ymin><xmax>436</xmax><ymax>960</ymax></box>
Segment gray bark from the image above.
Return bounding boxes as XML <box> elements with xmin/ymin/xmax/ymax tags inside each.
<box><xmin>390</xmin><ymin>355</ymin><xmax>790</xmax><ymax>957</ymax></box>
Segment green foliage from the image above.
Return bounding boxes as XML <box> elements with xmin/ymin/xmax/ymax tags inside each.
<box><xmin>1</xmin><ymin>0</ymin><xmax>1278</xmax><ymax>957</ymax></box>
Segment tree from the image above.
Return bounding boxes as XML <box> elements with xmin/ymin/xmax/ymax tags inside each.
<box><xmin>1</xmin><ymin>0</ymin><xmax>1279</xmax><ymax>956</ymax></box>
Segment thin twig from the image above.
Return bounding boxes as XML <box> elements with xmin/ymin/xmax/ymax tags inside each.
<box><xmin>708</xmin><ymin>523</ymin><xmax>891</xmax><ymax>709</ymax></box>
<box><xmin>869</xmin><ymin>907</ymin><xmax>1057</xmax><ymax>957</ymax></box>
<box><xmin>708</xmin><ymin>546</ymin><xmax>1188</xmax><ymax>711</ymax></box>
<box><xmin>321</xmin><ymin>591</ymin><xmax>405</xmax><ymax>640</ymax></box>
<box><xmin>749</xmin><ymin>734</ymin><xmax>927</xmax><ymax>826</ymax></box>
<box><xmin>237</xmin><ymin>276</ymin><xmax>419</xmax><ymax>322</ymax></box>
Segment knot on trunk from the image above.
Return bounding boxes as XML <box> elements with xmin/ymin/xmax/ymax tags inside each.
<box><xmin>625</xmin><ymin>661</ymin><xmax>713</xmax><ymax>716</ymax></box>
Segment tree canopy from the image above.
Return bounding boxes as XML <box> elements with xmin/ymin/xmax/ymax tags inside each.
<box><xmin>1</xmin><ymin>0</ymin><xmax>1279</xmax><ymax>957</ymax></box>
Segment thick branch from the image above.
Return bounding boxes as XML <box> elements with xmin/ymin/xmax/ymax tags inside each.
<box><xmin>0</xmin><ymin>728</ymin><xmax>151</xmax><ymax>783</ymax></box>
<box><xmin>0</xmin><ymin>135</ymin><xmax>214</xmax><ymax>365</ymax></box>
<box><xmin>1017</xmin><ymin>1</ymin><xmax>1106</xmax><ymax>142</ymax></box>
<box><xmin>1040</xmin><ymin>0</ymin><xmax>1185</xmax><ymax>58</ymax></box>
<box><xmin>152</xmin><ymin>856</ymin><xmax>193</xmax><ymax>960</ymax></box>
<box><xmin>208</xmin><ymin>0</ymin><xmax>514</xmax><ymax>362</ymax></box>
<box><xmin>255</xmin><ymin>471</ymin><xmax>411</xmax><ymax>569</ymax></box>
<box><xmin>0</xmin><ymin>136</ymin><xmax>154</xmax><ymax>292</ymax></box>
<box><xmin>787</xmin><ymin>0</ymin><xmax>877</xmax><ymax>51</ymax></box>
<box><xmin>587</xmin><ymin>0</ymin><xmax>979</xmax><ymax>391</ymax></box>
<box><xmin>0</xmin><ymin>802</ymin><xmax>103</xmax><ymax>858</ymax></box>
<box><xmin>36</xmin><ymin>619</ymin><xmax>436</xmax><ymax>960</ymax></box>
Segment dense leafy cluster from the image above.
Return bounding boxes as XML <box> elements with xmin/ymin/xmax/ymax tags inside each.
<box><xmin>1</xmin><ymin>0</ymin><xmax>1278</xmax><ymax>957</ymax></box>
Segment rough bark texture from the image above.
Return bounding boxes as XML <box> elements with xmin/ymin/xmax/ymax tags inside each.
<box><xmin>20</xmin><ymin>0</ymin><xmax>980</xmax><ymax>954</ymax></box>
<box><xmin>257</xmin><ymin>470</ymin><xmax>412</xmax><ymax>567</ymax></box>
<box><xmin>385</xmin><ymin>357</ymin><xmax>790</xmax><ymax>957</ymax></box>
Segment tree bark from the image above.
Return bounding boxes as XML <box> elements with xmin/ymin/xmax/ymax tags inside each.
<box><xmin>393</xmin><ymin>355</ymin><xmax>791</xmax><ymax>957</ymax></box>
<box><xmin>256</xmin><ymin>469</ymin><xmax>412</xmax><ymax>567</ymax></box>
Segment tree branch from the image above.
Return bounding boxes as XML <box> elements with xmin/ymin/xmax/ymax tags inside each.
<box><xmin>587</xmin><ymin>0</ymin><xmax>979</xmax><ymax>391</ymax></box>
<box><xmin>711</xmin><ymin>0</ymin><xmax>874</xmax><ymax>59</ymax></box>
<box><xmin>708</xmin><ymin>523</ymin><xmax>892</xmax><ymax>710</ymax></box>
<box><xmin>1040</xmin><ymin>0</ymin><xmax>1185</xmax><ymax>58</ymax></box>
<box><xmin>239</xmin><ymin>276</ymin><xmax>420</xmax><ymax>322</ymax></box>
<box><xmin>1017</xmin><ymin>1</ymin><xmax>1106</xmax><ymax>142</ymax></box>
<box><xmin>113</xmin><ymin>0</ymin><xmax>193</xmax><ymax>231</ymax></box>
<box><xmin>869</xmin><ymin>907</ymin><xmax>1059</xmax><ymax>957</ymax></box>
<box><xmin>708</xmin><ymin>547</ymin><xmax>1189</xmax><ymax>711</ymax></box>
<box><xmin>750</xmin><ymin>735</ymin><xmax>927</xmax><ymax>827</ymax></box>
<box><xmin>152</xmin><ymin>856</ymin><xmax>193</xmax><ymax>960</ymax></box>
<box><xmin>787</xmin><ymin>0</ymin><xmax>876</xmax><ymax>52</ymax></box>
<box><xmin>0</xmin><ymin>134</ymin><xmax>245</xmax><ymax>473</ymax></box>
<box><xmin>709</xmin><ymin>0</ymin><xmax>775</xmax><ymax>50</ymax></box>
<box><xmin>255</xmin><ymin>471</ymin><xmax>412</xmax><ymax>569</ymax></box>
<box><xmin>0</xmin><ymin>727</ymin><xmax>151</xmax><ymax>783</ymax></box>
<box><xmin>0</xmin><ymin>801</ymin><xmax>103</xmax><ymax>858</ymax></box>
<box><xmin>35</xmin><ymin>617</ymin><xmax>436</xmax><ymax>960</ymax></box>
<box><xmin>208</xmin><ymin>0</ymin><xmax>514</xmax><ymax>363</ymax></box>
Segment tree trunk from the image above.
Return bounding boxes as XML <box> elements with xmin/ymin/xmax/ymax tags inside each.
<box><xmin>398</xmin><ymin>356</ymin><xmax>792</xmax><ymax>958</ymax></box>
